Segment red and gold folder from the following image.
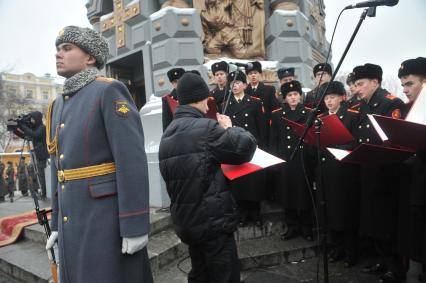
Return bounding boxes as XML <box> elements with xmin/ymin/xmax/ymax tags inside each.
<box><xmin>283</xmin><ymin>114</ymin><xmax>353</xmax><ymax>147</ymax></box>
<box><xmin>327</xmin><ymin>143</ymin><xmax>414</xmax><ymax>165</ymax></box>
<box><xmin>221</xmin><ymin>148</ymin><xmax>285</xmax><ymax>180</ymax></box>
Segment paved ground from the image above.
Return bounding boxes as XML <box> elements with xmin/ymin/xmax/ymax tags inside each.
<box><xmin>0</xmin><ymin>192</ymin><xmax>51</xmax><ymax>219</ymax></box>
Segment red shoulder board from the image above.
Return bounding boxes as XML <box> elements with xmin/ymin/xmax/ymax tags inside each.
<box><xmin>272</xmin><ymin>107</ymin><xmax>282</xmax><ymax>113</ymax></box>
<box><xmin>96</xmin><ymin>77</ymin><xmax>115</xmax><ymax>83</ymax></box>
<box><xmin>251</xmin><ymin>96</ymin><xmax>261</xmax><ymax>101</ymax></box>
<box><xmin>347</xmin><ymin>109</ymin><xmax>359</xmax><ymax>114</ymax></box>
<box><xmin>385</xmin><ymin>94</ymin><xmax>398</xmax><ymax>101</ymax></box>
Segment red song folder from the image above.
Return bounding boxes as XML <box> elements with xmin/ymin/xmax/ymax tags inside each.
<box><xmin>368</xmin><ymin>114</ymin><xmax>426</xmax><ymax>150</ymax></box>
<box><xmin>221</xmin><ymin>148</ymin><xmax>285</xmax><ymax>180</ymax></box>
<box><xmin>327</xmin><ymin>143</ymin><xmax>414</xmax><ymax>165</ymax></box>
<box><xmin>283</xmin><ymin>115</ymin><xmax>353</xmax><ymax>147</ymax></box>
<box><xmin>166</xmin><ymin>95</ymin><xmax>218</xmax><ymax>120</ymax></box>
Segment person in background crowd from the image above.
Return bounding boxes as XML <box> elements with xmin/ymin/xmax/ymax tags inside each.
<box><xmin>269</xmin><ymin>80</ymin><xmax>314</xmax><ymax>242</ymax></box>
<box><xmin>5</xmin><ymin>161</ymin><xmax>15</xmax><ymax>203</ymax></box>
<box><xmin>304</xmin><ymin>62</ymin><xmax>333</xmax><ymax>112</ymax></box>
<box><xmin>162</xmin><ymin>67</ymin><xmax>186</xmax><ymax>131</ymax></box>
<box><xmin>210</xmin><ymin>60</ymin><xmax>229</xmax><ymax>113</ymax></box>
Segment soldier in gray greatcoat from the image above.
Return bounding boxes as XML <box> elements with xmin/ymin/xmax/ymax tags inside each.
<box><xmin>45</xmin><ymin>26</ymin><xmax>153</xmax><ymax>283</ymax></box>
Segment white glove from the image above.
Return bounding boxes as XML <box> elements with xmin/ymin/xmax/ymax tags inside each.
<box><xmin>121</xmin><ymin>234</ymin><xmax>148</xmax><ymax>255</ymax></box>
<box><xmin>46</xmin><ymin>231</ymin><xmax>58</xmax><ymax>261</ymax></box>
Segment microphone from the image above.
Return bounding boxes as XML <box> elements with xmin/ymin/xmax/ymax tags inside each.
<box><xmin>229</xmin><ymin>62</ymin><xmax>253</xmax><ymax>69</ymax></box>
<box><xmin>345</xmin><ymin>0</ymin><xmax>398</xmax><ymax>9</ymax></box>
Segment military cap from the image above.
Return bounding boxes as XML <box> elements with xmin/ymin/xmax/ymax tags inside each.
<box><xmin>277</xmin><ymin>67</ymin><xmax>295</xmax><ymax>80</ymax></box>
<box><xmin>398</xmin><ymin>57</ymin><xmax>426</xmax><ymax>78</ymax></box>
<box><xmin>313</xmin><ymin>63</ymin><xmax>333</xmax><ymax>76</ymax></box>
<box><xmin>246</xmin><ymin>61</ymin><xmax>262</xmax><ymax>74</ymax></box>
<box><xmin>319</xmin><ymin>81</ymin><xmax>346</xmax><ymax>96</ymax></box>
<box><xmin>228</xmin><ymin>71</ymin><xmax>247</xmax><ymax>84</ymax></box>
<box><xmin>56</xmin><ymin>26</ymin><xmax>109</xmax><ymax>70</ymax></box>
<box><xmin>211</xmin><ymin>61</ymin><xmax>229</xmax><ymax>75</ymax></box>
<box><xmin>167</xmin><ymin>68</ymin><xmax>186</xmax><ymax>82</ymax></box>
<box><xmin>352</xmin><ymin>63</ymin><xmax>383</xmax><ymax>83</ymax></box>
<box><xmin>189</xmin><ymin>70</ymin><xmax>201</xmax><ymax>76</ymax></box>
<box><xmin>346</xmin><ymin>72</ymin><xmax>355</xmax><ymax>85</ymax></box>
<box><xmin>281</xmin><ymin>80</ymin><xmax>302</xmax><ymax>97</ymax></box>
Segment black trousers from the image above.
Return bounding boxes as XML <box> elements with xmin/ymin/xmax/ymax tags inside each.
<box><xmin>36</xmin><ymin>159</ymin><xmax>46</xmax><ymax>197</ymax></box>
<box><xmin>188</xmin><ymin>233</ymin><xmax>240</xmax><ymax>283</ymax></box>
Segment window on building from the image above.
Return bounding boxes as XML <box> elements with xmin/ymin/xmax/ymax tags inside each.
<box><xmin>26</xmin><ymin>89</ymin><xmax>33</xmax><ymax>99</ymax></box>
<box><xmin>42</xmin><ymin>90</ymin><xmax>49</xmax><ymax>100</ymax></box>
<box><xmin>7</xmin><ymin>87</ymin><xmax>17</xmax><ymax>96</ymax></box>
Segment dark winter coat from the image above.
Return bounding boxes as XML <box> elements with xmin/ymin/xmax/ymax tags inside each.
<box><xmin>159</xmin><ymin>105</ymin><xmax>256</xmax><ymax>244</ymax></box>
<box><xmin>162</xmin><ymin>89</ymin><xmax>178</xmax><ymax>131</ymax></box>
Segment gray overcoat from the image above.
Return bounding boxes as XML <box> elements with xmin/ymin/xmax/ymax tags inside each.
<box><xmin>49</xmin><ymin>77</ymin><xmax>152</xmax><ymax>283</ymax></box>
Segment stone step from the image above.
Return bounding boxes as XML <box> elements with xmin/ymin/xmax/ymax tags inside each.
<box><xmin>22</xmin><ymin>208</ymin><xmax>172</xmax><ymax>245</ymax></box>
<box><xmin>0</xmin><ymin>226</ymin><xmax>184</xmax><ymax>282</ymax></box>
<box><xmin>154</xmin><ymin>234</ymin><xmax>318</xmax><ymax>282</ymax></box>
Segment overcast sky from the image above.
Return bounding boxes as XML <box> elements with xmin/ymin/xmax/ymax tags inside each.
<box><xmin>0</xmin><ymin>0</ymin><xmax>425</xmax><ymax>86</ymax></box>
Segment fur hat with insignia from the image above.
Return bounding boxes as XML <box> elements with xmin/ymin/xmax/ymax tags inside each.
<box><xmin>277</xmin><ymin>67</ymin><xmax>295</xmax><ymax>80</ymax></box>
<box><xmin>228</xmin><ymin>71</ymin><xmax>247</xmax><ymax>84</ymax></box>
<box><xmin>211</xmin><ymin>61</ymin><xmax>229</xmax><ymax>75</ymax></box>
<box><xmin>352</xmin><ymin>63</ymin><xmax>383</xmax><ymax>83</ymax></box>
<box><xmin>281</xmin><ymin>80</ymin><xmax>302</xmax><ymax>97</ymax></box>
<box><xmin>56</xmin><ymin>26</ymin><xmax>109</xmax><ymax>70</ymax></box>
<box><xmin>176</xmin><ymin>73</ymin><xmax>210</xmax><ymax>105</ymax></box>
<box><xmin>398</xmin><ymin>57</ymin><xmax>426</xmax><ymax>78</ymax></box>
<box><xmin>313</xmin><ymin>63</ymin><xmax>333</xmax><ymax>76</ymax></box>
<box><xmin>167</xmin><ymin>68</ymin><xmax>185</xmax><ymax>82</ymax></box>
<box><xmin>319</xmin><ymin>81</ymin><xmax>346</xmax><ymax>96</ymax></box>
<box><xmin>246</xmin><ymin>61</ymin><xmax>262</xmax><ymax>74</ymax></box>
<box><xmin>346</xmin><ymin>72</ymin><xmax>355</xmax><ymax>85</ymax></box>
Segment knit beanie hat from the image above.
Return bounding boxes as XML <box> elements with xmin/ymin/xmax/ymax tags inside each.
<box><xmin>56</xmin><ymin>26</ymin><xmax>109</xmax><ymax>70</ymax></box>
<box><xmin>176</xmin><ymin>73</ymin><xmax>210</xmax><ymax>105</ymax></box>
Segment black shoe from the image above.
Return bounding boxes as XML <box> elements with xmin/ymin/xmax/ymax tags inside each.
<box><xmin>280</xmin><ymin>227</ymin><xmax>299</xmax><ymax>241</ymax></box>
<box><xmin>343</xmin><ymin>255</ymin><xmax>357</xmax><ymax>268</ymax></box>
<box><xmin>363</xmin><ymin>263</ymin><xmax>387</xmax><ymax>275</ymax></box>
<box><xmin>379</xmin><ymin>271</ymin><xmax>400</xmax><ymax>283</ymax></box>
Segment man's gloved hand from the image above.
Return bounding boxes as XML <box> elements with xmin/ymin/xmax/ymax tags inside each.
<box><xmin>121</xmin><ymin>234</ymin><xmax>148</xmax><ymax>255</ymax></box>
<box><xmin>46</xmin><ymin>231</ymin><xmax>58</xmax><ymax>261</ymax></box>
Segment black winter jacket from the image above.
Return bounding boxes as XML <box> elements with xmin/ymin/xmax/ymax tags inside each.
<box><xmin>159</xmin><ymin>105</ymin><xmax>256</xmax><ymax>244</ymax></box>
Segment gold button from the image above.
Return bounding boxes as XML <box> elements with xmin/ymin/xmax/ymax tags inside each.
<box><xmin>286</xmin><ymin>126</ymin><xmax>290</xmax><ymax>130</ymax></box>
<box><xmin>366</xmin><ymin>138</ymin><xmax>370</xmax><ymax>142</ymax></box>
<box><xmin>63</xmin><ymin>216</ymin><xmax>68</xmax><ymax>222</ymax></box>
<box><xmin>359</xmin><ymin>139</ymin><xmax>362</xmax><ymax>143</ymax></box>
<box><xmin>61</xmin><ymin>185</ymin><xmax>65</xmax><ymax>191</ymax></box>
<box><xmin>60</xmin><ymin>123</ymin><xmax>65</xmax><ymax>128</ymax></box>
<box><xmin>60</xmin><ymin>154</ymin><xmax>64</xmax><ymax>160</ymax></box>
<box><xmin>64</xmin><ymin>96</ymin><xmax>69</xmax><ymax>100</ymax></box>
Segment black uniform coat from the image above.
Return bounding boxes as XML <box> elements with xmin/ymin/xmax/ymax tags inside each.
<box><xmin>0</xmin><ymin>163</ymin><xmax>7</xmax><ymax>197</ymax></box>
<box><xmin>162</xmin><ymin>89</ymin><xmax>178</xmax><ymax>131</ymax></box>
<box><xmin>356</xmin><ymin>87</ymin><xmax>406</xmax><ymax>241</ymax></box>
<box><xmin>269</xmin><ymin>103</ymin><xmax>314</xmax><ymax>210</ymax></box>
<box><xmin>246</xmin><ymin>82</ymin><xmax>279</xmax><ymax>122</ymax></box>
<box><xmin>49</xmin><ymin>77</ymin><xmax>151</xmax><ymax>283</ymax></box>
<box><xmin>225</xmin><ymin>94</ymin><xmax>268</xmax><ymax>201</ymax></box>
<box><xmin>304</xmin><ymin>85</ymin><xmax>327</xmax><ymax>113</ymax></box>
<box><xmin>344</xmin><ymin>96</ymin><xmax>362</xmax><ymax>111</ymax></box>
<box><xmin>316</xmin><ymin>107</ymin><xmax>360</xmax><ymax>231</ymax></box>
<box><xmin>210</xmin><ymin>86</ymin><xmax>228</xmax><ymax>114</ymax></box>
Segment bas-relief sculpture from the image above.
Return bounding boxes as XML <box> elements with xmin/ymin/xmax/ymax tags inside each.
<box><xmin>193</xmin><ymin>0</ymin><xmax>266</xmax><ymax>59</ymax></box>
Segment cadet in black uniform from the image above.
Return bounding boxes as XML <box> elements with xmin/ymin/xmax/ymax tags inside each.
<box><xmin>162</xmin><ymin>67</ymin><xmax>185</xmax><ymax>131</ymax></box>
<box><xmin>277</xmin><ymin>67</ymin><xmax>295</xmax><ymax>86</ymax></box>
<box><xmin>315</xmin><ymin>81</ymin><xmax>360</xmax><ymax>267</ymax></box>
<box><xmin>269</xmin><ymin>80</ymin><xmax>314</xmax><ymax>241</ymax></box>
<box><xmin>225</xmin><ymin>71</ymin><xmax>268</xmax><ymax>226</ymax></box>
<box><xmin>352</xmin><ymin>63</ymin><xmax>406</xmax><ymax>282</ymax></box>
<box><xmin>210</xmin><ymin>61</ymin><xmax>229</xmax><ymax>113</ymax></box>
<box><xmin>245</xmin><ymin>61</ymin><xmax>280</xmax><ymax>127</ymax></box>
<box><xmin>396</xmin><ymin>57</ymin><xmax>426</xmax><ymax>283</ymax></box>
<box><xmin>305</xmin><ymin>63</ymin><xmax>332</xmax><ymax>113</ymax></box>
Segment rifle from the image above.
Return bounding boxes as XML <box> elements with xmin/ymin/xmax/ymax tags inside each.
<box><xmin>22</xmin><ymin>139</ymin><xmax>59</xmax><ymax>283</ymax></box>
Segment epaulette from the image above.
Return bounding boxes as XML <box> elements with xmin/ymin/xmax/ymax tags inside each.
<box><xmin>96</xmin><ymin>76</ymin><xmax>115</xmax><ymax>84</ymax></box>
<box><xmin>385</xmin><ymin>94</ymin><xmax>398</xmax><ymax>101</ymax></box>
<box><xmin>347</xmin><ymin>108</ymin><xmax>359</xmax><ymax>114</ymax></box>
<box><xmin>272</xmin><ymin>107</ymin><xmax>282</xmax><ymax>113</ymax></box>
<box><xmin>251</xmin><ymin>96</ymin><xmax>261</xmax><ymax>101</ymax></box>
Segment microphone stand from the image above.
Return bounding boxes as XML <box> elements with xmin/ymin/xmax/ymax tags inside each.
<box><xmin>289</xmin><ymin>7</ymin><xmax>376</xmax><ymax>283</ymax></box>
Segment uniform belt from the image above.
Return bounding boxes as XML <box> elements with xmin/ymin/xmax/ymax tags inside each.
<box><xmin>57</xmin><ymin>162</ymin><xmax>116</xmax><ymax>182</ymax></box>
